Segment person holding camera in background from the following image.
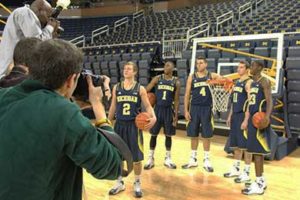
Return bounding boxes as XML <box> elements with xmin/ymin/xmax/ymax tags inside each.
<box><xmin>0</xmin><ymin>0</ymin><xmax>69</xmax><ymax>78</ymax></box>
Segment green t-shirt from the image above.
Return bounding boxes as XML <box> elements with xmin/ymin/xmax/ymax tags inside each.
<box><xmin>0</xmin><ymin>80</ymin><xmax>121</xmax><ymax>200</ymax></box>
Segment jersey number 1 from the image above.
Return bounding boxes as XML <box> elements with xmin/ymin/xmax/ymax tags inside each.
<box><xmin>162</xmin><ymin>91</ymin><xmax>167</xmax><ymax>100</ymax></box>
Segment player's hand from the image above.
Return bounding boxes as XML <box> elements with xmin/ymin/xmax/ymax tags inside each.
<box><xmin>241</xmin><ymin>120</ymin><xmax>248</xmax><ymax>130</ymax></box>
<box><xmin>87</xmin><ymin>75</ymin><xmax>103</xmax><ymax>105</ymax></box>
<box><xmin>144</xmin><ymin>116</ymin><xmax>156</xmax><ymax>130</ymax></box>
<box><xmin>226</xmin><ymin>115</ymin><xmax>231</xmax><ymax>127</ymax></box>
<box><xmin>172</xmin><ymin>115</ymin><xmax>178</xmax><ymax>127</ymax></box>
<box><xmin>185</xmin><ymin>111</ymin><xmax>191</xmax><ymax>122</ymax></box>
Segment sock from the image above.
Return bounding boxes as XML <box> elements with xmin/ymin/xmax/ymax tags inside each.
<box><xmin>204</xmin><ymin>151</ymin><xmax>210</xmax><ymax>159</ymax></box>
<box><xmin>149</xmin><ymin>150</ymin><xmax>154</xmax><ymax>158</ymax></box>
<box><xmin>191</xmin><ymin>150</ymin><xmax>197</xmax><ymax>159</ymax></box>
<box><xmin>256</xmin><ymin>176</ymin><xmax>264</xmax><ymax>183</ymax></box>
<box><xmin>117</xmin><ymin>176</ymin><xmax>123</xmax><ymax>184</ymax></box>
<box><xmin>166</xmin><ymin>150</ymin><xmax>171</xmax><ymax>159</ymax></box>
<box><xmin>244</xmin><ymin>164</ymin><xmax>251</xmax><ymax>173</ymax></box>
<box><xmin>234</xmin><ymin>160</ymin><xmax>241</xmax><ymax>168</ymax></box>
<box><xmin>135</xmin><ymin>175</ymin><xmax>141</xmax><ymax>182</ymax></box>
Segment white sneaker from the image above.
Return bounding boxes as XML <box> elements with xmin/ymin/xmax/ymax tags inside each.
<box><xmin>242</xmin><ymin>181</ymin><xmax>264</xmax><ymax>195</ymax></box>
<box><xmin>224</xmin><ymin>166</ymin><xmax>240</xmax><ymax>178</ymax></box>
<box><xmin>109</xmin><ymin>180</ymin><xmax>125</xmax><ymax>195</ymax></box>
<box><xmin>245</xmin><ymin>179</ymin><xmax>267</xmax><ymax>190</ymax></box>
<box><xmin>133</xmin><ymin>180</ymin><xmax>143</xmax><ymax>198</ymax></box>
<box><xmin>144</xmin><ymin>157</ymin><xmax>154</xmax><ymax>170</ymax></box>
<box><xmin>203</xmin><ymin>158</ymin><xmax>214</xmax><ymax>173</ymax></box>
<box><xmin>164</xmin><ymin>157</ymin><xmax>177</xmax><ymax>169</ymax></box>
<box><xmin>234</xmin><ymin>171</ymin><xmax>251</xmax><ymax>183</ymax></box>
<box><xmin>181</xmin><ymin>157</ymin><xmax>198</xmax><ymax>169</ymax></box>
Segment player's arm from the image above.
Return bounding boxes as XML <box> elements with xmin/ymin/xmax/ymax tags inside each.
<box><xmin>146</xmin><ymin>75</ymin><xmax>159</xmax><ymax>92</ymax></box>
<box><xmin>101</xmin><ymin>75</ymin><xmax>111</xmax><ymax>100</ymax></box>
<box><xmin>108</xmin><ymin>85</ymin><xmax>117</xmax><ymax>122</ymax></box>
<box><xmin>173</xmin><ymin>78</ymin><xmax>181</xmax><ymax>126</ymax></box>
<box><xmin>226</xmin><ymin>104</ymin><xmax>233</xmax><ymax>127</ymax></box>
<box><xmin>261</xmin><ymin>78</ymin><xmax>273</xmax><ymax>124</ymax></box>
<box><xmin>184</xmin><ymin>75</ymin><xmax>192</xmax><ymax>121</ymax></box>
<box><xmin>241</xmin><ymin>79</ymin><xmax>252</xmax><ymax>130</ymax></box>
<box><xmin>140</xmin><ymin>86</ymin><xmax>157</xmax><ymax>130</ymax></box>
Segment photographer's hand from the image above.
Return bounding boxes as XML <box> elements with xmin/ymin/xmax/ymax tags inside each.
<box><xmin>87</xmin><ymin>75</ymin><xmax>108</xmax><ymax>122</ymax></box>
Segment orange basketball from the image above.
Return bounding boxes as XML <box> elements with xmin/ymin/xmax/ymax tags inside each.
<box><xmin>147</xmin><ymin>92</ymin><xmax>156</xmax><ymax>106</ymax></box>
<box><xmin>135</xmin><ymin>112</ymin><xmax>151</xmax><ymax>131</ymax></box>
<box><xmin>252</xmin><ymin>112</ymin><xmax>269</xmax><ymax>129</ymax></box>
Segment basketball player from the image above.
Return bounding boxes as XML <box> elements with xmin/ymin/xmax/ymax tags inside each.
<box><xmin>182</xmin><ymin>57</ymin><xmax>221</xmax><ymax>172</ymax></box>
<box><xmin>144</xmin><ymin>61</ymin><xmax>180</xmax><ymax>170</ymax></box>
<box><xmin>108</xmin><ymin>61</ymin><xmax>156</xmax><ymax>198</ymax></box>
<box><xmin>242</xmin><ymin>61</ymin><xmax>273</xmax><ymax>195</ymax></box>
<box><xmin>223</xmin><ymin>61</ymin><xmax>253</xmax><ymax>183</ymax></box>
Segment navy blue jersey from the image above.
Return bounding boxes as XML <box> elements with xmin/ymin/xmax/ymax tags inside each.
<box><xmin>232</xmin><ymin>78</ymin><xmax>250</xmax><ymax>113</ymax></box>
<box><xmin>116</xmin><ymin>81</ymin><xmax>141</xmax><ymax>121</ymax></box>
<box><xmin>249</xmin><ymin>80</ymin><xmax>266</xmax><ymax>115</ymax></box>
<box><xmin>190</xmin><ymin>72</ymin><xmax>212</xmax><ymax>106</ymax></box>
<box><xmin>155</xmin><ymin>75</ymin><xmax>176</xmax><ymax>107</ymax></box>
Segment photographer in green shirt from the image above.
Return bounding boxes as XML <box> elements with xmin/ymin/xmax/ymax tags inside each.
<box><xmin>0</xmin><ymin>39</ymin><xmax>122</xmax><ymax>200</ymax></box>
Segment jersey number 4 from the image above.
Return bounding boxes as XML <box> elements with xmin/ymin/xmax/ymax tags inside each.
<box><xmin>200</xmin><ymin>87</ymin><xmax>206</xmax><ymax>96</ymax></box>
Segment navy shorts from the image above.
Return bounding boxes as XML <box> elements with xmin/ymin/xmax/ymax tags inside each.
<box><xmin>229</xmin><ymin>112</ymin><xmax>247</xmax><ymax>149</ymax></box>
<box><xmin>246</xmin><ymin>115</ymin><xmax>270</xmax><ymax>155</ymax></box>
<box><xmin>150</xmin><ymin>105</ymin><xmax>176</xmax><ymax>136</ymax></box>
<box><xmin>114</xmin><ymin>120</ymin><xmax>144</xmax><ymax>162</ymax></box>
<box><xmin>186</xmin><ymin>105</ymin><xmax>214</xmax><ymax>138</ymax></box>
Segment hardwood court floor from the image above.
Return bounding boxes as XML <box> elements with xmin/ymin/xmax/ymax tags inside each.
<box><xmin>83</xmin><ymin>130</ymin><xmax>300</xmax><ymax>200</ymax></box>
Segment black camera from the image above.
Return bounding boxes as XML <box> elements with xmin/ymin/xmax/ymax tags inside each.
<box><xmin>73</xmin><ymin>69</ymin><xmax>103</xmax><ymax>100</ymax></box>
<box><xmin>51</xmin><ymin>6</ymin><xmax>64</xmax><ymax>34</ymax></box>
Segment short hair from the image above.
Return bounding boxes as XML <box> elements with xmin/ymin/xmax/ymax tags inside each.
<box><xmin>125</xmin><ymin>61</ymin><xmax>138</xmax><ymax>72</ymax></box>
<box><xmin>196</xmin><ymin>57</ymin><xmax>207</xmax><ymax>63</ymax></box>
<box><xmin>13</xmin><ymin>38</ymin><xmax>42</xmax><ymax>67</ymax></box>
<box><xmin>239</xmin><ymin>60</ymin><xmax>250</xmax><ymax>69</ymax></box>
<box><xmin>165</xmin><ymin>61</ymin><xmax>175</xmax><ymax>67</ymax></box>
<box><xmin>29</xmin><ymin>39</ymin><xmax>83</xmax><ymax>90</ymax></box>
<box><xmin>251</xmin><ymin>60</ymin><xmax>264</xmax><ymax>68</ymax></box>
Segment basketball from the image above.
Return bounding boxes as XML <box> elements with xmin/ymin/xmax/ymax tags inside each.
<box><xmin>147</xmin><ymin>92</ymin><xmax>156</xmax><ymax>106</ymax></box>
<box><xmin>252</xmin><ymin>112</ymin><xmax>269</xmax><ymax>129</ymax></box>
<box><xmin>135</xmin><ymin>112</ymin><xmax>151</xmax><ymax>130</ymax></box>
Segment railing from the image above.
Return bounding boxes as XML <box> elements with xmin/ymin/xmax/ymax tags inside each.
<box><xmin>133</xmin><ymin>10</ymin><xmax>144</xmax><ymax>22</ymax></box>
<box><xmin>255</xmin><ymin>0</ymin><xmax>267</xmax><ymax>12</ymax></box>
<box><xmin>82</xmin><ymin>40</ymin><xmax>160</xmax><ymax>50</ymax></box>
<box><xmin>91</xmin><ymin>25</ymin><xmax>109</xmax><ymax>44</ymax></box>
<box><xmin>69</xmin><ymin>35</ymin><xmax>86</xmax><ymax>47</ymax></box>
<box><xmin>114</xmin><ymin>17</ymin><xmax>129</xmax><ymax>32</ymax></box>
<box><xmin>186</xmin><ymin>22</ymin><xmax>210</xmax><ymax>46</ymax></box>
<box><xmin>216</xmin><ymin>11</ymin><xmax>234</xmax><ymax>32</ymax></box>
<box><xmin>162</xmin><ymin>27</ymin><xmax>189</xmax><ymax>59</ymax></box>
<box><xmin>238</xmin><ymin>2</ymin><xmax>252</xmax><ymax>21</ymax></box>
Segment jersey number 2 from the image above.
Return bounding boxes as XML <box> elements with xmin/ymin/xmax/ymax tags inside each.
<box><xmin>123</xmin><ymin>103</ymin><xmax>131</xmax><ymax>115</ymax></box>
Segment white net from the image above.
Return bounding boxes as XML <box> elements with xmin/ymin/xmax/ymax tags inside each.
<box><xmin>208</xmin><ymin>80</ymin><xmax>233</xmax><ymax>113</ymax></box>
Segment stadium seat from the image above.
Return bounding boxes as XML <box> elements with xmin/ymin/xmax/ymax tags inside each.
<box><xmin>289</xmin><ymin>114</ymin><xmax>300</xmax><ymax>129</ymax></box>
<box><xmin>287</xmin><ymin>69</ymin><xmax>300</xmax><ymax>80</ymax></box>
<box><xmin>288</xmin><ymin>91</ymin><xmax>300</xmax><ymax>103</ymax></box>
<box><xmin>286</xmin><ymin>57</ymin><xmax>300</xmax><ymax>69</ymax></box>
<box><xmin>288</xmin><ymin>46</ymin><xmax>300</xmax><ymax>57</ymax></box>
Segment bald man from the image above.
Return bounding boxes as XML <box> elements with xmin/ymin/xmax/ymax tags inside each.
<box><xmin>0</xmin><ymin>0</ymin><xmax>59</xmax><ymax>78</ymax></box>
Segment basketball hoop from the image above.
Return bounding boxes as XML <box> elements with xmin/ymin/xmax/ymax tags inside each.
<box><xmin>207</xmin><ymin>78</ymin><xmax>234</xmax><ymax>113</ymax></box>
